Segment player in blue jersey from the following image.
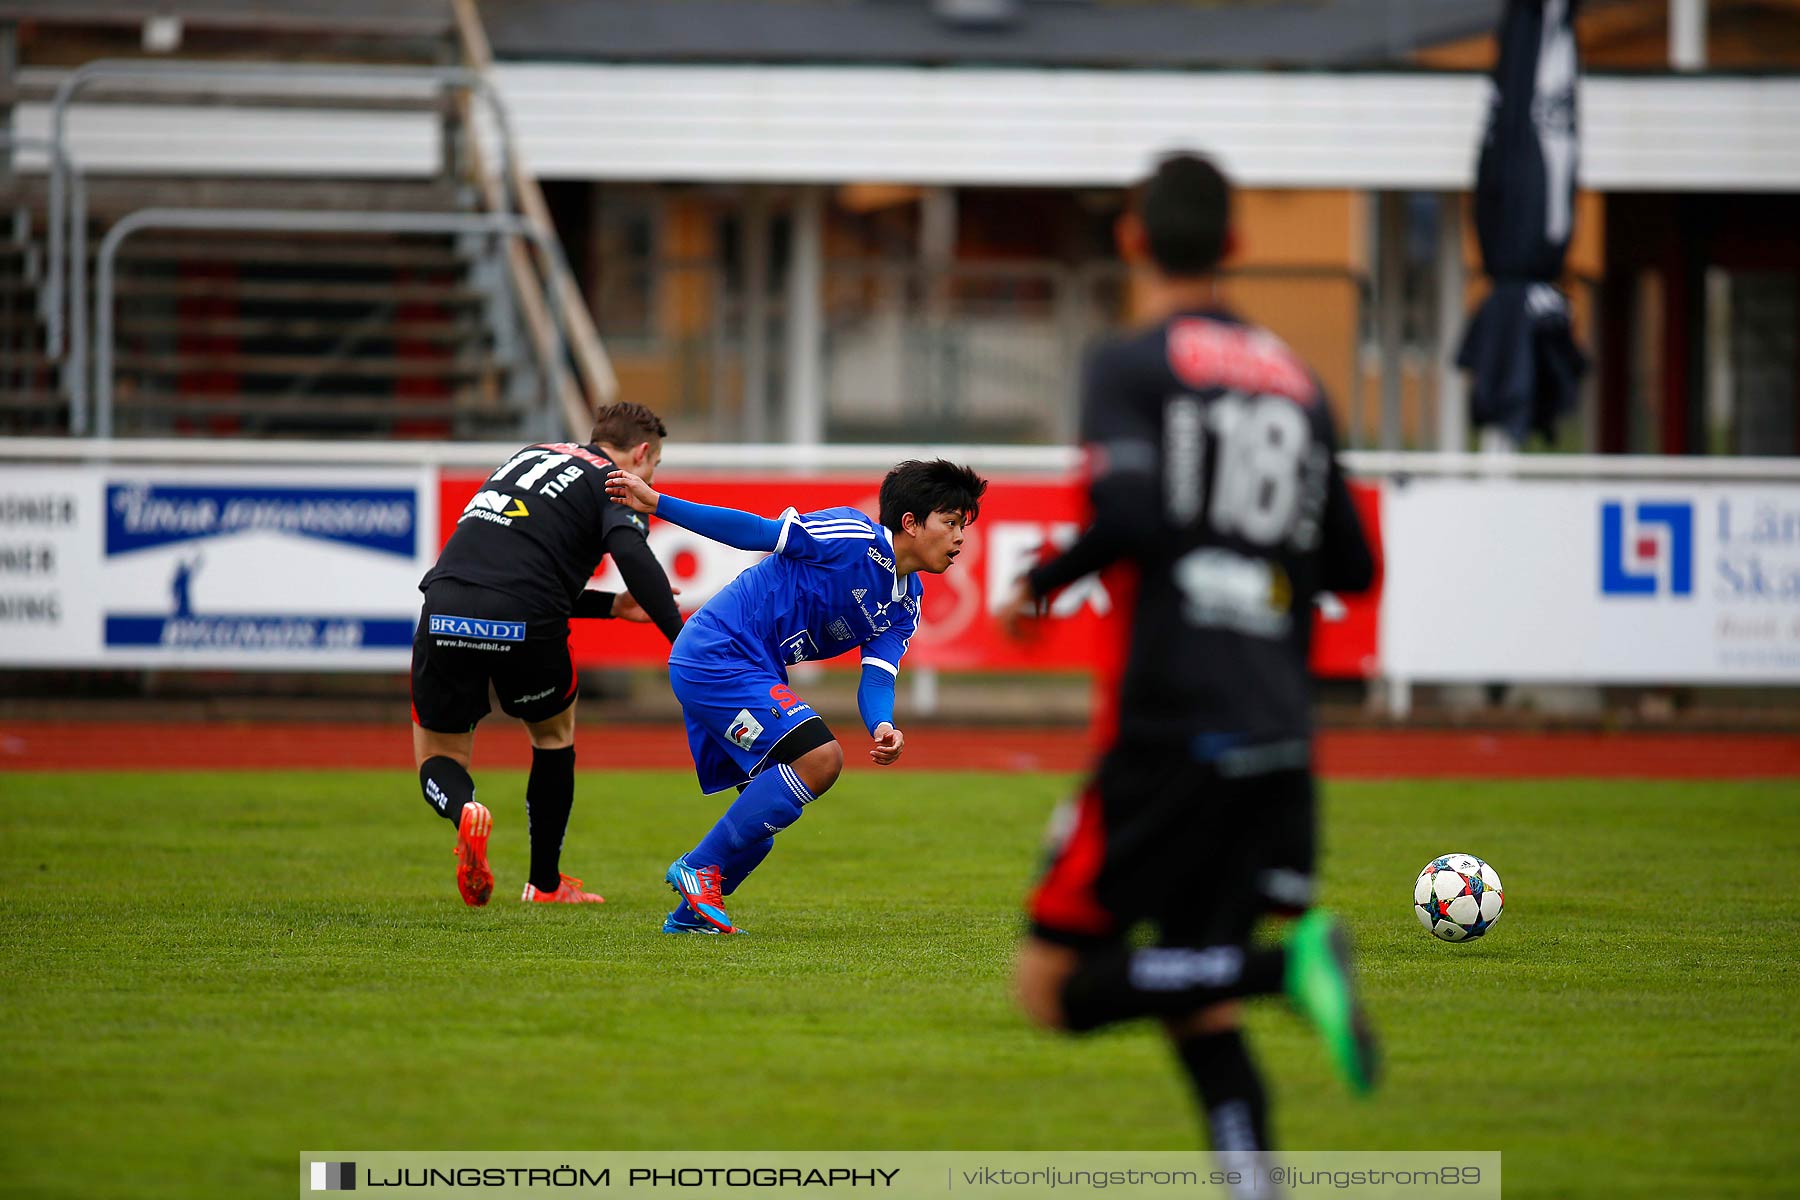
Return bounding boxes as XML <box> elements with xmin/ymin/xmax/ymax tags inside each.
<box><xmin>605</xmin><ymin>459</ymin><xmax>987</xmax><ymax>934</ymax></box>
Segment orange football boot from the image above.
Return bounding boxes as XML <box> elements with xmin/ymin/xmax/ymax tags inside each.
<box><xmin>453</xmin><ymin>801</ymin><xmax>494</xmax><ymax>907</ymax></box>
<box><xmin>522</xmin><ymin>873</ymin><xmax>605</xmax><ymax>904</ymax></box>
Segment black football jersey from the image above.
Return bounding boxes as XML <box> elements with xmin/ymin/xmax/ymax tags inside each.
<box><xmin>1032</xmin><ymin>309</ymin><xmax>1375</xmax><ymax>748</ymax></box>
<box><xmin>420</xmin><ymin>442</ymin><xmax>651</xmax><ymax>627</ymax></box>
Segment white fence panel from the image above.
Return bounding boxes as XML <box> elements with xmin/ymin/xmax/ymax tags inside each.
<box><xmin>1383</xmin><ymin>479</ymin><xmax>1800</xmax><ymax>683</ymax></box>
<box><xmin>0</xmin><ymin>463</ymin><xmax>437</xmax><ymax>671</ymax></box>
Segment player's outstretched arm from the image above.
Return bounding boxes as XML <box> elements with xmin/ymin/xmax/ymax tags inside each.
<box><xmin>869</xmin><ymin>722</ymin><xmax>905</xmax><ymax>766</ymax></box>
<box><xmin>999</xmin><ymin>574</ymin><xmax>1046</xmax><ymax>639</ymax></box>
<box><xmin>611</xmin><ymin>587</ymin><xmax>681</xmax><ymax>623</ymax></box>
<box><xmin>604</xmin><ymin>469</ymin><xmax>784</xmax><ymax>553</ymax></box>
<box><xmin>570</xmin><ymin>588</ymin><xmax>620</xmax><ymax>618</ymax></box>
<box><xmin>1000</xmin><ymin>524</ymin><xmax>1122</xmax><ymax>640</ymax></box>
<box><xmin>604</xmin><ymin>525</ymin><xmax>686</xmax><ymax>642</ymax></box>
<box><xmin>603</xmin><ymin>468</ymin><xmax>661</xmax><ymax>514</ymax></box>
<box><xmin>1012</xmin><ymin>336</ymin><xmax>1152</xmax><ymax>620</ymax></box>
<box><xmin>1318</xmin><ymin>458</ymin><xmax>1377</xmax><ymax>595</ymax></box>
<box><xmin>857</xmin><ymin>660</ymin><xmax>905</xmax><ymax>765</ymax></box>
<box><xmin>569</xmin><ymin>584</ymin><xmax>682</xmax><ymax>624</ymax></box>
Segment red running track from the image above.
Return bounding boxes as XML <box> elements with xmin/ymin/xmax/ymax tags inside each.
<box><xmin>2</xmin><ymin>721</ymin><xmax>1797</xmax><ymax>778</ymax></box>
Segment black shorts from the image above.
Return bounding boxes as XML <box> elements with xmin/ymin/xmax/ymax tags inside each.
<box><xmin>410</xmin><ymin>581</ymin><xmax>577</xmax><ymax>733</ymax></box>
<box><xmin>1028</xmin><ymin>743</ymin><xmax>1316</xmax><ymax>951</ymax></box>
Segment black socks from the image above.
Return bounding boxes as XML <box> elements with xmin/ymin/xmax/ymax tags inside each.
<box><xmin>421</xmin><ymin>748</ymin><xmax>578</xmax><ymax>894</ymax></box>
<box><xmin>1176</xmin><ymin>1028</ymin><xmax>1273</xmax><ymax>1179</ymax></box>
<box><xmin>1059</xmin><ymin>943</ymin><xmax>1287</xmax><ymax>1033</ymax></box>
<box><xmin>419</xmin><ymin>756</ymin><xmax>474</xmax><ymax>827</ymax></box>
<box><xmin>526</xmin><ymin>745</ymin><xmax>577</xmax><ymax>894</ymax></box>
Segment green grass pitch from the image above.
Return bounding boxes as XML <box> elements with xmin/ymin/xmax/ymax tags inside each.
<box><xmin>3</xmin><ymin>768</ymin><xmax>1798</xmax><ymax>1198</ymax></box>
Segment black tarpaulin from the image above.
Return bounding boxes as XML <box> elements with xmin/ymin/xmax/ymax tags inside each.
<box><xmin>1456</xmin><ymin>0</ymin><xmax>1588</xmax><ymax>443</ymax></box>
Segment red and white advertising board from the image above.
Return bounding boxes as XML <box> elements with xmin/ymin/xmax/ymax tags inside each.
<box><xmin>437</xmin><ymin>472</ymin><xmax>1382</xmax><ymax>678</ymax></box>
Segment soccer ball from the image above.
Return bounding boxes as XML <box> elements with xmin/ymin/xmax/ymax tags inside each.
<box><xmin>1413</xmin><ymin>853</ymin><xmax>1504</xmax><ymax>942</ymax></box>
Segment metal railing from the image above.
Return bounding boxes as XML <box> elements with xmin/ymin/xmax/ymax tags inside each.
<box><xmin>10</xmin><ymin>52</ymin><xmax>617</xmax><ymax>439</ymax></box>
<box><xmin>0</xmin><ymin>133</ymin><xmax>67</xmax><ymax>369</ymax></box>
<box><xmin>45</xmin><ymin>60</ymin><xmax>521</xmax><ymax>364</ymax></box>
<box><xmin>92</xmin><ymin>209</ymin><xmax>574</xmax><ymax>439</ymax></box>
<box><xmin>449</xmin><ymin>0</ymin><xmax>619</xmax><ymax>434</ymax></box>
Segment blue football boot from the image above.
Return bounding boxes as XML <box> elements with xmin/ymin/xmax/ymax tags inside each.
<box><xmin>665</xmin><ymin>857</ymin><xmax>741</xmax><ymax>934</ymax></box>
<box><xmin>661</xmin><ymin>902</ymin><xmax>722</xmax><ymax>935</ymax></box>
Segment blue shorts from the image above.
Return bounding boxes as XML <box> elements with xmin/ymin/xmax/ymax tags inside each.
<box><xmin>669</xmin><ymin>658</ymin><xmax>823</xmax><ymax>794</ymax></box>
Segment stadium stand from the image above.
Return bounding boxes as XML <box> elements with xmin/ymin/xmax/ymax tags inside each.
<box><xmin>0</xmin><ymin>0</ymin><xmax>609</xmax><ymax>439</ymax></box>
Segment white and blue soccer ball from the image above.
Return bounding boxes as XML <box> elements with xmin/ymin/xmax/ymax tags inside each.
<box><xmin>1413</xmin><ymin>853</ymin><xmax>1505</xmax><ymax>942</ymax></box>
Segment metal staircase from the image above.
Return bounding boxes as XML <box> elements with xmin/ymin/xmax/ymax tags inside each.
<box><xmin>0</xmin><ymin>1</ymin><xmax>613</xmax><ymax>440</ymax></box>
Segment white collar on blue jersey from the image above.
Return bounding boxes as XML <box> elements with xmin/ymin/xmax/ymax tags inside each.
<box><xmin>878</xmin><ymin>524</ymin><xmax>905</xmax><ymax>601</ymax></box>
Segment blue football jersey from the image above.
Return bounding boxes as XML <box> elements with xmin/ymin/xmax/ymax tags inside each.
<box><xmin>670</xmin><ymin>506</ymin><xmax>922</xmax><ymax>678</ymax></box>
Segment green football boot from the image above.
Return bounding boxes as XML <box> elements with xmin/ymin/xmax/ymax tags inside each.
<box><xmin>1284</xmin><ymin>909</ymin><xmax>1380</xmax><ymax>1096</ymax></box>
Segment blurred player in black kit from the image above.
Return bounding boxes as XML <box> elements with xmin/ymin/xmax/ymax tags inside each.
<box><xmin>412</xmin><ymin>401</ymin><xmax>684</xmax><ymax>907</ymax></box>
<box><xmin>1003</xmin><ymin>153</ymin><xmax>1380</xmax><ymax>1189</ymax></box>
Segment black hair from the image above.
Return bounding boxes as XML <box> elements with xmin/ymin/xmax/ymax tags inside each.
<box><xmin>1133</xmin><ymin>151</ymin><xmax>1231</xmax><ymax>277</ymax></box>
<box><xmin>590</xmin><ymin>401</ymin><xmax>667</xmax><ymax>448</ymax></box>
<box><xmin>879</xmin><ymin>459</ymin><xmax>987</xmax><ymax>532</ymax></box>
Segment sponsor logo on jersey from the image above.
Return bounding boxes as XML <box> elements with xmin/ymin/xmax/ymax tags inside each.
<box><xmin>727</xmin><ymin>708</ymin><xmax>765</xmax><ymax>751</ymax></box>
<box><xmin>852</xmin><ymin>588</ymin><xmax>867</xmax><ymax>602</ymax></box>
<box><xmin>779</xmin><ymin>629</ymin><xmax>820</xmax><ymax>665</ymax></box>
<box><xmin>538</xmin><ymin>462</ymin><xmax>586</xmax><ymax>500</ymax></box>
<box><xmin>767</xmin><ymin>684</ymin><xmax>812</xmax><ymax>720</ymax></box>
<box><xmin>866</xmin><ymin>546</ymin><xmax>895</xmax><ymax>571</ymax></box>
<box><xmin>855</xmin><ymin>597</ymin><xmax>895</xmax><ymax>635</ymax></box>
<box><xmin>827</xmin><ymin>617</ymin><xmax>854</xmax><ymax>642</ymax></box>
<box><xmin>429</xmin><ymin>614</ymin><xmax>526</xmax><ymax>642</ymax></box>
<box><xmin>1129</xmin><ymin>945</ymin><xmax>1246</xmax><ymax>990</ymax></box>
<box><xmin>459</xmin><ymin>489</ymin><xmax>529</xmax><ymax>526</ymax></box>
<box><xmin>1172</xmin><ymin>548</ymin><xmax>1292</xmax><ymax>639</ymax></box>
<box><xmin>1166</xmin><ymin>317</ymin><xmax>1315</xmax><ymax>402</ymax></box>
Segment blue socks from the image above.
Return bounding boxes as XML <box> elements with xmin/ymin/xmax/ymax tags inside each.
<box><xmin>719</xmin><ymin>836</ymin><xmax>775</xmax><ymax>895</ymax></box>
<box><xmin>671</xmin><ymin>766</ymin><xmax>814</xmax><ymax>925</ymax></box>
<box><xmin>687</xmin><ymin>764</ymin><xmax>814</xmax><ymax>873</ymax></box>
<box><xmin>668</xmin><ymin>837</ymin><xmax>776</xmax><ymax>925</ymax></box>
